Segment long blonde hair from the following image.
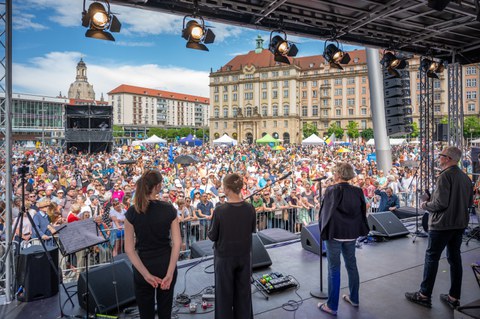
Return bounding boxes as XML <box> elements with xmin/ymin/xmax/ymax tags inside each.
<box><xmin>134</xmin><ymin>170</ymin><xmax>163</xmax><ymax>213</ymax></box>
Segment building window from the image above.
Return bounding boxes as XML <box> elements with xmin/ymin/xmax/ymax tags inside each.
<box><xmin>466</xmin><ymin>66</ymin><xmax>477</xmax><ymax>75</ymax></box>
<box><xmin>262</xmin><ymin>105</ymin><xmax>268</xmax><ymax>116</ymax></box>
<box><xmin>312</xmin><ymin>80</ymin><xmax>318</xmax><ymax>87</ymax></box>
<box><xmin>233</xmin><ymin>122</ymin><xmax>237</xmax><ymax>128</ymax></box>
<box><xmin>283</xmin><ymin>89</ymin><xmax>289</xmax><ymax>98</ymax></box>
<box><xmin>336</xmin><ymin>121</ymin><xmax>341</xmax><ymax>127</ymax></box>
<box><xmin>361</xmin><ymin>108</ymin><xmax>367</xmax><ymax>115</ymax></box>
<box><xmin>223</xmin><ymin>107</ymin><xmax>228</xmax><ymax>118</ymax></box>
<box><xmin>466</xmin><ymin>79</ymin><xmax>477</xmax><ymax>87</ymax></box>
<box><xmin>233</xmin><ymin>93</ymin><xmax>238</xmax><ymax>101</ymax></box>
<box><xmin>334</xmin><ymin>78</ymin><xmax>342</xmax><ymax>85</ymax></box>
<box><xmin>434</xmin><ymin>105</ymin><xmax>441</xmax><ymax>112</ymax></box>
<box><xmin>272</xmin><ymin>71</ymin><xmax>279</xmax><ymax>77</ymax></box>
<box><xmin>322</xmin><ymin>99</ymin><xmax>329</xmax><ymax>106</ymax></box>
<box><xmin>361</xmin><ymin>120</ymin><xmax>367</xmax><ymax>129</ymax></box>
<box><xmin>272</xmin><ymin>81</ymin><xmax>278</xmax><ymax>88</ymax></box>
<box><xmin>361</xmin><ymin>76</ymin><xmax>367</xmax><ymax>84</ymax></box>
<box><xmin>223</xmin><ymin>94</ymin><xmax>228</xmax><ymax>102</ymax></box>
<box><xmin>347</xmin><ymin>77</ymin><xmax>355</xmax><ymax>84</ymax></box>
<box><xmin>244</xmin><ymin>92</ymin><xmax>253</xmax><ymax>100</ymax></box>
<box><xmin>283</xmin><ymin>105</ymin><xmax>289</xmax><ymax>116</ymax></box>
<box><xmin>284</xmin><ymin>120</ymin><xmax>288</xmax><ymax>128</ymax></box>
<box><xmin>335</xmin><ymin>99</ymin><xmax>342</xmax><ymax>106</ymax></box>
<box><xmin>214</xmin><ymin>122</ymin><xmax>218</xmax><ymax>129</ymax></box>
<box><xmin>347</xmin><ymin>87</ymin><xmax>355</xmax><ymax>95</ymax></box>
<box><xmin>273</xmin><ymin>105</ymin><xmax>278</xmax><ymax>116</ymax></box>
<box><xmin>302</xmin><ymin>91</ymin><xmax>307</xmax><ymax>98</ymax></box>
<box><xmin>263</xmin><ymin>121</ymin><xmax>266</xmax><ymax>128</ymax></box>
<box><xmin>468</xmin><ymin>103</ymin><xmax>476</xmax><ymax>112</ymax></box>
<box><xmin>214</xmin><ymin>108</ymin><xmax>219</xmax><ymax>118</ymax></box>
<box><xmin>361</xmin><ymin>97</ymin><xmax>366</xmax><ymax>105</ymax></box>
<box><xmin>434</xmin><ymin>93</ymin><xmax>441</xmax><ymax>101</ymax></box>
<box><xmin>347</xmin><ymin>98</ymin><xmax>355</xmax><ymax>106</ymax></box>
<box><xmin>323</xmin><ymin>109</ymin><xmax>328</xmax><ymax>116</ymax></box>
<box><xmin>223</xmin><ymin>85</ymin><xmax>228</xmax><ymax>92</ymax></box>
<box><xmin>283</xmin><ymin>70</ymin><xmax>290</xmax><ymax>76</ymax></box>
<box><xmin>273</xmin><ymin>120</ymin><xmax>277</xmax><ymax>128</ymax></box>
<box><xmin>302</xmin><ymin>81</ymin><xmax>307</xmax><ymax>87</ymax></box>
<box><xmin>302</xmin><ymin>106</ymin><xmax>308</xmax><ymax>116</ymax></box>
<box><xmin>214</xmin><ymin>95</ymin><xmax>219</xmax><ymax>102</ymax></box>
<box><xmin>348</xmin><ymin>109</ymin><xmax>354</xmax><ymax>116</ymax></box>
<box><xmin>223</xmin><ymin>122</ymin><xmax>227</xmax><ymax>129</ymax></box>
<box><xmin>262</xmin><ymin>91</ymin><xmax>267</xmax><ymax>99</ymax></box>
<box><xmin>361</xmin><ymin>87</ymin><xmax>366</xmax><ymax>94</ymax></box>
<box><xmin>283</xmin><ymin>80</ymin><xmax>289</xmax><ymax>87</ymax></box>
<box><xmin>232</xmin><ymin>84</ymin><xmax>238</xmax><ymax>91</ymax></box>
<box><xmin>233</xmin><ymin>107</ymin><xmax>238</xmax><ymax>116</ymax></box>
<box><xmin>261</xmin><ymin>72</ymin><xmax>268</xmax><ymax>78</ymax></box>
<box><xmin>262</xmin><ymin>82</ymin><xmax>267</xmax><ymax>89</ymax></box>
<box><xmin>273</xmin><ymin>91</ymin><xmax>278</xmax><ymax>99</ymax></box>
<box><xmin>467</xmin><ymin>91</ymin><xmax>477</xmax><ymax>99</ymax></box>
<box><xmin>434</xmin><ymin>80</ymin><xmax>441</xmax><ymax>89</ymax></box>
<box><xmin>214</xmin><ymin>87</ymin><xmax>219</xmax><ymax>93</ymax></box>
<box><xmin>334</xmin><ymin>88</ymin><xmax>342</xmax><ymax>96</ymax></box>
<box><xmin>246</xmin><ymin>107</ymin><xmax>252</xmax><ymax>116</ymax></box>
<box><xmin>312</xmin><ymin>105</ymin><xmax>318</xmax><ymax>116</ymax></box>
<box><xmin>312</xmin><ymin>90</ymin><xmax>318</xmax><ymax>98</ymax></box>
<box><xmin>244</xmin><ymin>83</ymin><xmax>253</xmax><ymax>90</ymax></box>
<box><xmin>336</xmin><ymin>109</ymin><xmax>341</xmax><ymax>116</ymax></box>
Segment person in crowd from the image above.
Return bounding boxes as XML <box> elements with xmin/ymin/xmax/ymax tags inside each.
<box><xmin>110</xmin><ymin>198</ymin><xmax>126</xmax><ymax>256</ymax></box>
<box><xmin>32</xmin><ymin>200</ymin><xmax>54</xmax><ymax>245</ymax></box>
<box><xmin>208</xmin><ymin>173</ymin><xmax>256</xmax><ymax>319</ymax></box>
<box><xmin>215</xmin><ymin>193</ymin><xmax>227</xmax><ymax>207</ymax></box>
<box><xmin>197</xmin><ymin>193</ymin><xmax>214</xmax><ymax>240</ymax></box>
<box><xmin>125</xmin><ymin>170</ymin><xmax>181</xmax><ymax>319</ymax></box>
<box><xmin>67</xmin><ymin>203</ymin><xmax>81</xmax><ymax>223</ymax></box>
<box><xmin>406</xmin><ymin>146</ymin><xmax>473</xmax><ymax>309</ymax></box>
<box><xmin>374</xmin><ymin>187</ymin><xmax>400</xmax><ymax>212</ymax></box>
<box><xmin>318</xmin><ymin>162</ymin><xmax>369</xmax><ymax>316</ymax></box>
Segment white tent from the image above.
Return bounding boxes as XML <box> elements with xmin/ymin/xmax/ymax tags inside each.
<box><xmin>131</xmin><ymin>140</ymin><xmax>143</xmax><ymax>146</ymax></box>
<box><xmin>141</xmin><ymin>135</ymin><xmax>167</xmax><ymax>144</ymax></box>
<box><xmin>366</xmin><ymin>138</ymin><xmax>406</xmax><ymax>146</ymax></box>
<box><xmin>471</xmin><ymin>138</ymin><xmax>480</xmax><ymax>144</ymax></box>
<box><xmin>213</xmin><ymin>134</ymin><xmax>237</xmax><ymax>146</ymax></box>
<box><xmin>301</xmin><ymin>134</ymin><xmax>325</xmax><ymax>145</ymax></box>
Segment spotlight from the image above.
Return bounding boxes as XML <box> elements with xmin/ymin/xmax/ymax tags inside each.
<box><xmin>381</xmin><ymin>51</ymin><xmax>407</xmax><ymax>78</ymax></box>
<box><xmin>421</xmin><ymin>58</ymin><xmax>446</xmax><ymax>79</ymax></box>
<box><xmin>182</xmin><ymin>16</ymin><xmax>215</xmax><ymax>51</ymax></box>
<box><xmin>82</xmin><ymin>0</ymin><xmax>121</xmax><ymax>41</ymax></box>
<box><xmin>323</xmin><ymin>42</ymin><xmax>351</xmax><ymax>70</ymax></box>
<box><xmin>268</xmin><ymin>31</ymin><xmax>298</xmax><ymax>64</ymax></box>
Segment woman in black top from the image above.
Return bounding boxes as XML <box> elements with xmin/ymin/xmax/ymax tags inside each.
<box><xmin>124</xmin><ymin>170</ymin><xmax>181</xmax><ymax>319</ymax></box>
<box><xmin>208</xmin><ymin>173</ymin><xmax>256</xmax><ymax>319</ymax></box>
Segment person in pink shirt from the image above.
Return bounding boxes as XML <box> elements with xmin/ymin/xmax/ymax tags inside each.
<box><xmin>111</xmin><ymin>182</ymin><xmax>125</xmax><ymax>203</ymax></box>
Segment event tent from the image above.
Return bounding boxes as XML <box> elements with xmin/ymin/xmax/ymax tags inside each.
<box><xmin>212</xmin><ymin>134</ymin><xmax>237</xmax><ymax>146</ymax></box>
<box><xmin>178</xmin><ymin>134</ymin><xmax>203</xmax><ymax>146</ymax></box>
<box><xmin>256</xmin><ymin>134</ymin><xmax>280</xmax><ymax>145</ymax></box>
<box><xmin>301</xmin><ymin>134</ymin><xmax>325</xmax><ymax>146</ymax></box>
<box><xmin>141</xmin><ymin>135</ymin><xmax>167</xmax><ymax>144</ymax></box>
<box><xmin>366</xmin><ymin>138</ymin><xmax>406</xmax><ymax>146</ymax></box>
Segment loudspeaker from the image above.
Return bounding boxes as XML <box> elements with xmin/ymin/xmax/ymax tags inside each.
<box><xmin>435</xmin><ymin>123</ymin><xmax>448</xmax><ymax>142</ymax></box>
<box><xmin>190</xmin><ymin>234</ymin><xmax>272</xmax><ymax>269</ymax></box>
<box><xmin>257</xmin><ymin>228</ymin><xmax>299</xmax><ymax>245</ymax></box>
<box><xmin>77</xmin><ymin>259</ymin><xmax>135</xmax><ymax>314</ymax></box>
<box><xmin>16</xmin><ymin>245</ymin><xmax>59</xmax><ymax>302</ymax></box>
<box><xmin>300</xmin><ymin>223</ymin><xmax>326</xmax><ymax>256</ymax></box>
<box><xmin>367</xmin><ymin>212</ymin><xmax>410</xmax><ymax>237</ymax></box>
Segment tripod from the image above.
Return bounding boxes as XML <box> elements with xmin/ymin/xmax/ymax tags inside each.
<box><xmin>2</xmin><ymin>161</ymin><xmax>74</xmax><ymax>316</ymax></box>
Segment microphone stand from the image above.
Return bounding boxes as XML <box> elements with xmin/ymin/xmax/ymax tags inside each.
<box><xmin>411</xmin><ymin>168</ymin><xmax>428</xmax><ymax>243</ymax></box>
<box><xmin>244</xmin><ymin>173</ymin><xmax>292</xmax><ymax>201</ymax></box>
<box><xmin>310</xmin><ymin>179</ymin><xmax>327</xmax><ymax>299</ymax></box>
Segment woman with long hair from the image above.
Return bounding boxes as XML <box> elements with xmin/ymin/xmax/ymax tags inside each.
<box><xmin>124</xmin><ymin>170</ymin><xmax>181</xmax><ymax>319</ymax></box>
<box><xmin>208</xmin><ymin>173</ymin><xmax>256</xmax><ymax>319</ymax></box>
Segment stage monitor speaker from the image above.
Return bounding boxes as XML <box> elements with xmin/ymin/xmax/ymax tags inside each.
<box><xmin>300</xmin><ymin>223</ymin><xmax>326</xmax><ymax>256</ymax></box>
<box><xmin>77</xmin><ymin>259</ymin><xmax>135</xmax><ymax>314</ymax></box>
<box><xmin>435</xmin><ymin>123</ymin><xmax>448</xmax><ymax>142</ymax></box>
<box><xmin>190</xmin><ymin>234</ymin><xmax>272</xmax><ymax>269</ymax></box>
<box><xmin>15</xmin><ymin>245</ymin><xmax>59</xmax><ymax>302</ymax></box>
<box><xmin>257</xmin><ymin>228</ymin><xmax>299</xmax><ymax>245</ymax></box>
<box><xmin>367</xmin><ymin>212</ymin><xmax>410</xmax><ymax>237</ymax></box>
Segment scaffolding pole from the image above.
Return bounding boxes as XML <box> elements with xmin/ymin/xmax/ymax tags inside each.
<box><xmin>447</xmin><ymin>60</ymin><xmax>464</xmax><ymax>150</ymax></box>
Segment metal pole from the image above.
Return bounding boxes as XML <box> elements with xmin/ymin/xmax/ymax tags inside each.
<box><xmin>366</xmin><ymin>47</ymin><xmax>392</xmax><ymax>172</ymax></box>
<box><xmin>42</xmin><ymin>101</ymin><xmax>45</xmax><ymax>147</ymax></box>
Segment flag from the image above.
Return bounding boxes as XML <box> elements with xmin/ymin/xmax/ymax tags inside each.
<box><xmin>325</xmin><ymin>133</ymin><xmax>336</xmax><ymax>146</ymax></box>
<box><xmin>168</xmin><ymin>144</ymin><xmax>174</xmax><ymax>164</ymax></box>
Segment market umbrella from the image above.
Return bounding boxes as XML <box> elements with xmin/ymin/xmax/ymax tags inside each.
<box><xmin>336</xmin><ymin>147</ymin><xmax>352</xmax><ymax>153</ymax></box>
<box><xmin>273</xmin><ymin>145</ymin><xmax>286</xmax><ymax>151</ymax></box>
<box><xmin>174</xmin><ymin>155</ymin><xmax>198</xmax><ymax>165</ymax></box>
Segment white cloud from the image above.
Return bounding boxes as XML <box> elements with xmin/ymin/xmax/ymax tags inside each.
<box><xmin>13</xmin><ymin>12</ymin><xmax>48</xmax><ymax>31</ymax></box>
<box><xmin>114</xmin><ymin>41</ymin><xmax>155</xmax><ymax>47</ymax></box>
<box><xmin>13</xmin><ymin>51</ymin><xmax>210</xmax><ymax>98</ymax></box>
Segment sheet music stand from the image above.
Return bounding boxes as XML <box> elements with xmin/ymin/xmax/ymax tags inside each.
<box><xmin>55</xmin><ymin>220</ymin><xmax>108</xmax><ymax>318</ymax></box>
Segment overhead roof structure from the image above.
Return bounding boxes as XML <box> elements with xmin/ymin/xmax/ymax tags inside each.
<box><xmin>111</xmin><ymin>0</ymin><xmax>480</xmax><ymax>64</ymax></box>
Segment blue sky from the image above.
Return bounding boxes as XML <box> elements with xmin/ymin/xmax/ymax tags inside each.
<box><xmin>13</xmin><ymin>0</ymin><xmax>361</xmax><ymax>98</ymax></box>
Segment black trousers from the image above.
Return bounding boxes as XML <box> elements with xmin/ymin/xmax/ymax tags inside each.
<box><xmin>133</xmin><ymin>254</ymin><xmax>177</xmax><ymax>319</ymax></box>
<box><xmin>214</xmin><ymin>254</ymin><xmax>253</xmax><ymax>319</ymax></box>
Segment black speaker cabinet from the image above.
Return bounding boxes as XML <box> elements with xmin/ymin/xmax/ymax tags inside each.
<box><xmin>190</xmin><ymin>234</ymin><xmax>272</xmax><ymax>269</ymax></box>
<box><xmin>435</xmin><ymin>123</ymin><xmax>448</xmax><ymax>142</ymax></box>
<box><xmin>16</xmin><ymin>245</ymin><xmax>59</xmax><ymax>302</ymax></box>
<box><xmin>367</xmin><ymin>212</ymin><xmax>410</xmax><ymax>237</ymax></box>
<box><xmin>257</xmin><ymin>228</ymin><xmax>299</xmax><ymax>245</ymax></box>
<box><xmin>300</xmin><ymin>223</ymin><xmax>326</xmax><ymax>256</ymax></box>
<box><xmin>77</xmin><ymin>259</ymin><xmax>135</xmax><ymax>314</ymax></box>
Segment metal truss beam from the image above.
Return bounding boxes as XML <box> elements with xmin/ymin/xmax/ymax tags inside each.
<box><xmin>447</xmin><ymin>62</ymin><xmax>464</xmax><ymax>149</ymax></box>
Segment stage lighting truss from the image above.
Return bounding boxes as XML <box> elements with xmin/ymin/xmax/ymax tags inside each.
<box><xmin>323</xmin><ymin>40</ymin><xmax>351</xmax><ymax>70</ymax></box>
<box><xmin>380</xmin><ymin>51</ymin><xmax>407</xmax><ymax>78</ymax></box>
<box><xmin>182</xmin><ymin>15</ymin><xmax>215</xmax><ymax>51</ymax></box>
<box><xmin>420</xmin><ymin>58</ymin><xmax>446</xmax><ymax>79</ymax></box>
<box><xmin>268</xmin><ymin>30</ymin><xmax>298</xmax><ymax>65</ymax></box>
<box><xmin>82</xmin><ymin>0</ymin><xmax>121</xmax><ymax>41</ymax></box>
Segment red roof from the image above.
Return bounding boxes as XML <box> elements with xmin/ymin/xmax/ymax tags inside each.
<box><xmin>217</xmin><ymin>49</ymin><xmax>367</xmax><ymax>72</ymax></box>
<box><xmin>108</xmin><ymin>84</ymin><xmax>209</xmax><ymax>104</ymax></box>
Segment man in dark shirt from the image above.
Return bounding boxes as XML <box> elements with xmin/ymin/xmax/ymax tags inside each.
<box><xmin>197</xmin><ymin>193</ymin><xmax>214</xmax><ymax>240</ymax></box>
<box><xmin>374</xmin><ymin>187</ymin><xmax>400</xmax><ymax>212</ymax></box>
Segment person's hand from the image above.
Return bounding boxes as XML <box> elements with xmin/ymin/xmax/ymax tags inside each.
<box><xmin>42</xmin><ymin>235</ymin><xmax>50</xmax><ymax>240</ymax></box>
<box><xmin>143</xmin><ymin>273</ymin><xmax>162</xmax><ymax>289</ymax></box>
<box><xmin>420</xmin><ymin>201</ymin><xmax>427</xmax><ymax>210</ymax></box>
<box><xmin>160</xmin><ymin>273</ymin><xmax>174</xmax><ymax>290</ymax></box>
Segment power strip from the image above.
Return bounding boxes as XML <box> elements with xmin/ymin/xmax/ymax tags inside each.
<box><xmin>202</xmin><ymin>293</ymin><xmax>215</xmax><ymax>301</ymax></box>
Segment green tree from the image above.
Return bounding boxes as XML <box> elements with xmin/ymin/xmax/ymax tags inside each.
<box><xmin>326</xmin><ymin>123</ymin><xmax>344</xmax><ymax>139</ymax></box>
<box><xmin>112</xmin><ymin>125</ymin><xmax>124</xmax><ymax>138</ymax></box>
<box><xmin>463</xmin><ymin>116</ymin><xmax>480</xmax><ymax>139</ymax></box>
<box><xmin>346</xmin><ymin>121</ymin><xmax>360</xmax><ymax>139</ymax></box>
<box><xmin>410</xmin><ymin>121</ymin><xmax>419</xmax><ymax>138</ymax></box>
<box><xmin>360</xmin><ymin>128</ymin><xmax>374</xmax><ymax>141</ymax></box>
<box><xmin>302</xmin><ymin>122</ymin><xmax>318</xmax><ymax>138</ymax></box>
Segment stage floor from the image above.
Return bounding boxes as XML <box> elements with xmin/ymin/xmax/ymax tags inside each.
<box><xmin>1</xmin><ymin>232</ymin><xmax>479</xmax><ymax>319</ymax></box>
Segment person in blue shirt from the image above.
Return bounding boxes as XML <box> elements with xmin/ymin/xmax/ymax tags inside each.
<box><xmin>374</xmin><ymin>187</ymin><xmax>400</xmax><ymax>212</ymax></box>
<box><xmin>196</xmin><ymin>193</ymin><xmax>214</xmax><ymax>240</ymax></box>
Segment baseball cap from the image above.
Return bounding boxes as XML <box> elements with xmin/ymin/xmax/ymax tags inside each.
<box><xmin>219</xmin><ymin>193</ymin><xmax>226</xmax><ymax>198</ymax></box>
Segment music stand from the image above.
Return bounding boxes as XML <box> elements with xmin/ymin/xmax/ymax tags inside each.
<box><xmin>55</xmin><ymin>219</ymin><xmax>108</xmax><ymax>318</ymax></box>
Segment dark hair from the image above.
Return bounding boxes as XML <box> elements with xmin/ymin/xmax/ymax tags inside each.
<box><xmin>134</xmin><ymin>170</ymin><xmax>163</xmax><ymax>213</ymax></box>
<box><xmin>223</xmin><ymin>173</ymin><xmax>243</xmax><ymax>194</ymax></box>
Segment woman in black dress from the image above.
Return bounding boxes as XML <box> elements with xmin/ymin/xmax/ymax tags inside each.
<box><xmin>124</xmin><ymin>170</ymin><xmax>181</xmax><ymax>319</ymax></box>
<box><xmin>208</xmin><ymin>173</ymin><xmax>256</xmax><ymax>319</ymax></box>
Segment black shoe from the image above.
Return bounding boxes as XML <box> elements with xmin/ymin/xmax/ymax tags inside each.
<box><xmin>405</xmin><ymin>291</ymin><xmax>432</xmax><ymax>308</ymax></box>
<box><xmin>440</xmin><ymin>294</ymin><xmax>460</xmax><ymax>309</ymax></box>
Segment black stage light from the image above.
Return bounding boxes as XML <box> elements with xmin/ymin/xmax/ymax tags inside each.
<box><xmin>268</xmin><ymin>31</ymin><xmax>298</xmax><ymax>65</ymax></box>
<box><xmin>421</xmin><ymin>58</ymin><xmax>446</xmax><ymax>79</ymax></box>
<box><xmin>323</xmin><ymin>42</ymin><xmax>351</xmax><ymax>70</ymax></box>
<box><xmin>428</xmin><ymin>0</ymin><xmax>451</xmax><ymax>11</ymax></box>
<box><xmin>182</xmin><ymin>16</ymin><xmax>215</xmax><ymax>51</ymax></box>
<box><xmin>381</xmin><ymin>52</ymin><xmax>407</xmax><ymax>78</ymax></box>
<box><xmin>82</xmin><ymin>0</ymin><xmax>121</xmax><ymax>41</ymax></box>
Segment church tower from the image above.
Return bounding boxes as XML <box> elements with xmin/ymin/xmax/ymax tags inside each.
<box><xmin>68</xmin><ymin>58</ymin><xmax>96</xmax><ymax>100</ymax></box>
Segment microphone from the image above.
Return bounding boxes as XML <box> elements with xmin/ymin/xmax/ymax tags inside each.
<box><xmin>312</xmin><ymin>176</ymin><xmax>328</xmax><ymax>182</ymax></box>
<box><xmin>278</xmin><ymin>171</ymin><xmax>293</xmax><ymax>181</ymax></box>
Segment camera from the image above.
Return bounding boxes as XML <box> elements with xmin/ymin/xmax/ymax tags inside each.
<box><xmin>17</xmin><ymin>161</ymin><xmax>30</xmax><ymax>175</ymax></box>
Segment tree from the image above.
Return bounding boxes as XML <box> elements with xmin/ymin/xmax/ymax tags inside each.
<box><xmin>302</xmin><ymin>122</ymin><xmax>318</xmax><ymax>138</ymax></box>
<box><xmin>346</xmin><ymin>121</ymin><xmax>360</xmax><ymax>139</ymax></box>
<box><xmin>463</xmin><ymin>116</ymin><xmax>480</xmax><ymax>139</ymax></box>
<box><xmin>112</xmin><ymin>125</ymin><xmax>124</xmax><ymax>138</ymax></box>
<box><xmin>360</xmin><ymin>128</ymin><xmax>374</xmax><ymax>140</ymax></box>
<box><xmin>410</xmin><ymin>121</ymin><xmax>419</xmax><ymax>138</ymax></box>
<box><xmin>326</xmin><ymin>123</ymin><xmax>344</xmax><ymax>139</ymax></box>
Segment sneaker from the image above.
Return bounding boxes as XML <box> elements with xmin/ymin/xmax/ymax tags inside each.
<box><xmin>342</xmin><ymin>294</ymin><xmax>359</xmax><ymax>307</ymax></box>
<box><xmin>440</xmin><ymin>294</ymin><xmax>460</xmax><ymax>309</ymax></box>
<box><xmin>405</xmin><ymin>291</ymin><xmax>432</xmax><ymax>308</ymax></box>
